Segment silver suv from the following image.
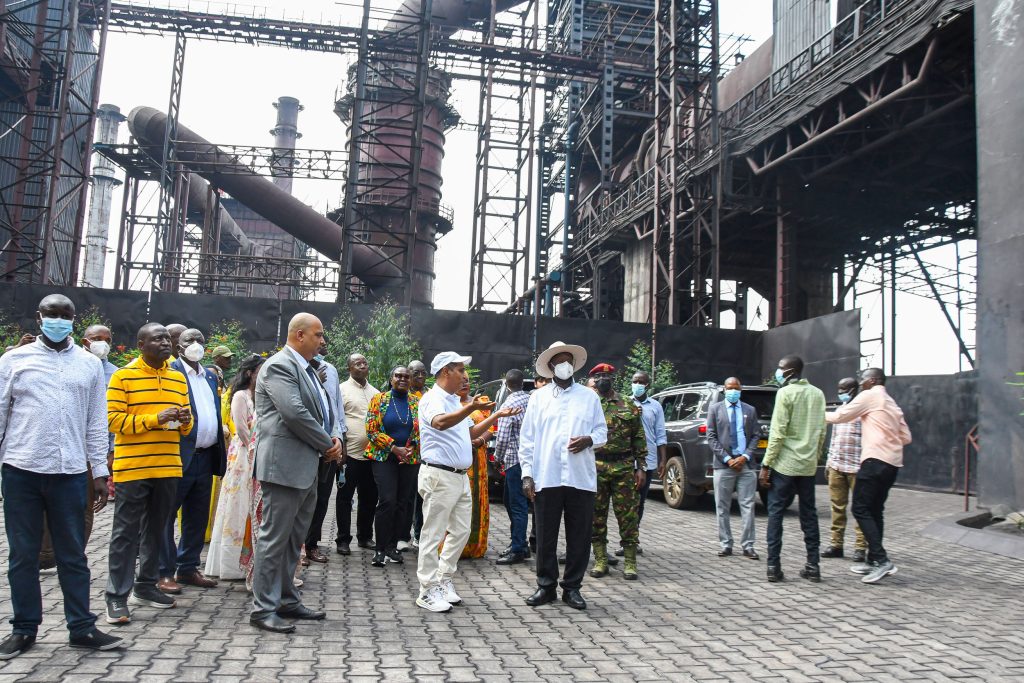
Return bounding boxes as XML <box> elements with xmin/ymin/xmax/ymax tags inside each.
<box><xmin>650</xmin><ymin>383</ymin><xmax>778</xmax><ymax>509</ymax></box>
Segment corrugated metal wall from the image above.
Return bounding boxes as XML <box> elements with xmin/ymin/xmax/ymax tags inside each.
<box><xmin>772</xmin><ymin>0</ymin><xmax>832</xmax><ymax>70</ymax></box>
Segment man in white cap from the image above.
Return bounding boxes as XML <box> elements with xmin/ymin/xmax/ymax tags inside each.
<box><xmin>518</xmin><ymin>342</ymin><xmax>607</xmax><ymax>611</ymax></box>
<box><xmin>415</xmin><ymin>352</ymin><xmax>507</xmax><ymax>612</ymax></box>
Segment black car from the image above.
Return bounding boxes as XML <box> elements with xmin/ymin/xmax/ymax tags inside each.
<box><xmin>650</xmin><ymin>382</ymin><xmax>779</xmax><ymax>509</ymax></box>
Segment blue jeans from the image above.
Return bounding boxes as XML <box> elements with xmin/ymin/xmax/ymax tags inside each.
<box><xmin>2</xmin><ymin>464</ymin><xmax>96</xmax><ymax>637</ymax></box>
<box><xmin>638</xmin><ymin>468</ymin><xmax>656</xmax><ymax>523</ymax></box>
<box><xmin>160</xmin><ymin>449</ymin><xmax>214</xmax><ymax>577</ymax></box>
<box><xmin>765</xmin><ymin>470</ymin><xmax>819</xmax><ymax>567</ymax></box>
<box><xmin>502</xmin><ymin>464</ymin><xmax>529</xmax><ymax>554</ymax></box>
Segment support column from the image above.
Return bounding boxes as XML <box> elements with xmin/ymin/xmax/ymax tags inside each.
<box><xmin>976</xmin><ymin>0</ymin><xmax>1024</xmax><ymax>509</ymax></box>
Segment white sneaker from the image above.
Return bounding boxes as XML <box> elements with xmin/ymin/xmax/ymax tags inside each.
<box><xmin>397</xmin><ymin>540</ymin><xmax>410</xmax><ymax>552</ymax></box>
<box><xmin>850</xmin><ymin>562</ymin><xmax>874</xmax><ymax>575</ymax></box>
<box><xmin>440</xmin><ymin>578</ymin><xmax>462</xmax><ymax>605</ymax></box>
<box><xmin>410</xmin><ymin>538</ymin><xmax>420</xmax><ymax>550</ymax></box>
<box><xmin>416</xmin><ymin>585</ymin><xmax>452</xmax><ymax>613</ymax></box>
<box><xmin>862</xmin><ymin>560</ymin><xmax>898</xmax><ymax>584</ymax></box>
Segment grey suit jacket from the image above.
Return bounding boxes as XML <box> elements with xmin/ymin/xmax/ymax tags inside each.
<box><xmin>706</xmin><ymin>400</ymin><xmax>759</xmax><ymax>469</ymax></box>
<box><xmin>254</xmin><ymin>348</ymin><xmax>335</xmax><ymax>489</ymax></box>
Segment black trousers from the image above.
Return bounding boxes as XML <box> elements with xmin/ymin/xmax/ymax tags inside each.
<box><xmin>335</xmin><ymin>458</ymin><xmax>377</xmax><ymax>545</ymax></box>
<box><xmin>765</xmin><ymin>471</ymin><xmax>819</xmax><ymax>567</ymax></box>
<box><xmin>371</xmin><ymin>458</ymin><xmax>419</xmax><ymax>552</ymax></box>
<box><xmin>305</xmin><ymin>461</ymin><xmax>338</xmax><ymax>551</ymax></box>
<box><xmin>852</xmin><ymin>458</ymin><xmax>899</xmax><ymax>564</ymax></box>
<box><xmin>534</xmin><ymin>486</ymin><xmax>594</xmax><ymax>592</ymax></box>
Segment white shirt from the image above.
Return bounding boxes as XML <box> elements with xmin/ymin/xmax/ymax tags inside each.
<box><xmin>517</xmin><ymin>382</ymin><xmax>608</xmax><ymax>493</ymax></box>
<box><xmin>0</xmin><ymin>338</ymin><xmax>109</xmax><ymax>477</ymax></box>
<box><xmin>286</xmin><ymin>345</ymin><xmax>332</xmax><ymax>434</ymax></box>
<box><xmin>418</xmin><ymin>384</ymin><xmax>473</xmax><ymax>470</ymax></box>
<box><xmin>182</xmin><ymin>361</ymin><xmax>219</xmax><ymax>450</ymax></box>
<box><xmin>341</xmin><ymin>376</ymin><xmax>378</xmax><ymax>460</ymax></box>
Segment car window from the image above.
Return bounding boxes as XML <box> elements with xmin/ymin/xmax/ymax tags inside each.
<box><xmin>676</xmin><ymin>392</ymin><xmax>702</xmax><ymax>421</ymax></box>
<box><xmin>660</xmin><ymin>394</ymin><xmax>679</xmax><ymax>421</ymax></box>
<box><xmin>709</xmin><ymin>389</ymin><xmax>777</xmax><ymax>420</ymax></box>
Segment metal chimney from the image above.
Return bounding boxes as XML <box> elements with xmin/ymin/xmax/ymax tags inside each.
<box><xmin>270</xmin><ymin>96</ymin><xmax>303</xmax><ymax>195</ymax></box>
<box><xmin>81</xmin><ymin>103</ymin><xmax>126</xmax><ymax>288</ymax></box>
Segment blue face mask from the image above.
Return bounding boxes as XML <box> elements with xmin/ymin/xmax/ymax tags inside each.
<box><xmin>838</xmin><ymin>393</ymin><xmax>852</xmax><ymax>404</ymax></box>
<box><xmin>313</xmin><ymin>354</ymin><xmax>324</xmax><ymax>363</ymax></box>
<box><xmin>725</xmin><ymin>389</ymin><xmax>741</xmax><ymax>404</ymax></box>
<box><xmin>631</xmin><ymin>383</ymin><xmax>647</xmax><ymax>398</ymax></box>
<box><xmin>774</xmin><ymin>368</ymin><xmax>787</xmax><ymax>384</ymax></box>
<box><xmin>40</xmin><ymin>317</ymin><xmax>73</xmax><ymax>343</ymax></box>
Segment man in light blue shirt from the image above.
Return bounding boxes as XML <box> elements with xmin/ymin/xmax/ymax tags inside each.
<box><xmin>625</xmin><ymin>371</ymin><xmax>667</xmax><ymax>557</ymax></box>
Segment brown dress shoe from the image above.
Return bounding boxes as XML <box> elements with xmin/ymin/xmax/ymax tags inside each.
<box><xmin>157</xmin><ymin>577</ymin><xmax>182</xmax><ymax>594</ymax></box>
<box><xmin>176</xmin><ymin>570</ymin><xmax>218</xmax><ymax>588</ymax></box>
<box><xmin>307</xmin><ymin>547</ymin><xmax>329</xmax><ymax>564</ymax></box>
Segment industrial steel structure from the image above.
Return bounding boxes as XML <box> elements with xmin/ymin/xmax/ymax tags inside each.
<box><xmin>0</xmin><ymin>0</ymin><xmax>978</xmax><ymax>371</ymax></box>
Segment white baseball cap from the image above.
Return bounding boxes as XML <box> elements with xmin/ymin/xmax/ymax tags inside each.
<box><xmin>430</xmin><ymin>351</ymin><xmax>473</xmax><ymax>375</ymax></box>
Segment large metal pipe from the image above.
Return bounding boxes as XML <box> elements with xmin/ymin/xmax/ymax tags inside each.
<box><xmin>127</xmin><ymin>106</ymin><xmax>402</xmax><ymax>288</ymax></box>
<box><xmin>82</xmin><ymin>104</ymin><xmax>126</xmax><ymax>288</ymax></box>
<box><xmin>385</xmin><ymin>0</ymin><xmax>520</xmax><ymax>36</ymax></box>
<box><xmin>270</xmin><ymin>96</ymin><xmax>302</xmax><ymax>195</ymax></box>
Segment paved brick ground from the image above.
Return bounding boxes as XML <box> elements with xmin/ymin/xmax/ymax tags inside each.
<box><xmin>0</xmin><ymin>485</ymin><xmax>1021</xmax><ymax>682</ymax></box>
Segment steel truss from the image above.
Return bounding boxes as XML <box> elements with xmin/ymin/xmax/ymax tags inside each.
<box><xmin>0</xmin><ymin>0</ymin><xmax>111</xmax><ymax>285</ymax></box>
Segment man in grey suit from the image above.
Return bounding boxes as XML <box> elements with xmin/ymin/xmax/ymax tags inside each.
<box><xmin>250</xmin><ymin>314</ymin><xmax>343</xmax><ymax>633</ymax></box>
<box><xmin>305</xmin><ymin>335</ymin><xmax>347</xmax><ymax>563</ymax></box>
<box><xmin>706</xmin><ymin>377</ymin><xmax>761</xmax><ymax>560</ymax></box>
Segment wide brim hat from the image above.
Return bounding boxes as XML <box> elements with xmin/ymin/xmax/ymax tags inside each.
<box><xmin>535</xmin><ymin>341</ymin><xmax>587</xmax><ymax>378</ymax></box>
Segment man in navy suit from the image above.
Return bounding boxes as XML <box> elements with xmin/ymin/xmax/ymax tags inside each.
<box><xmin>706</xmin><ymin>377</ymin><xmax>761</xmax><ymax>560</ymax></box>
<box><xmin>158</xmin><ymin>328</ymin><xmax>227</xmax><ymax>593</ymax></box>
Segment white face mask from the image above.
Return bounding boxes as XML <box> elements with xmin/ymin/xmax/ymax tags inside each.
<box><xmin>183</xmin><ymin>342</ymin><xmax>205</xmax><ymax>363</ymax></box>
<box><xmin>553</xmin><ymin>361</ymin><xmax>574</xmax><ymax>381</ymax></box>
<box><xmin>87</xmin><ymin>340</ymin><xmax>110</xmax><ymax>359</ymax></box>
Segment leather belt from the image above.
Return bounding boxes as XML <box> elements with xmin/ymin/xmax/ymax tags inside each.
<box><xmin>425</xmin><ymin>462</ymin><xmax>468</xmax><ymax>475</ymax></box>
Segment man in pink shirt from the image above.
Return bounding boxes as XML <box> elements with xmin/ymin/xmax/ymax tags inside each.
<box><xmin>826</xmin><ymin>368</ymin><xmax>911</xmax><ymax>585</ymax></box>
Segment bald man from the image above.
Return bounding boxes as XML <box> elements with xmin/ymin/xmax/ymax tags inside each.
<box><xmin>249</xmin><ymin>313</ymin><xmax>343</xmax><ymax>633</ymax></box>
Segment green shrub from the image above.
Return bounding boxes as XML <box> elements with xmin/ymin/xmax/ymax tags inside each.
<box><xmin>618</xmin><ymin>340</ymin><xmax>678</xmax><ymax>397</ymax></box>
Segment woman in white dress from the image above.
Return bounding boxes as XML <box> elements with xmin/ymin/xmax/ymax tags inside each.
<box><xmin>205</xmin><ymin>355</ymin><xmax>263</xmax><ymax>579</ymax></box>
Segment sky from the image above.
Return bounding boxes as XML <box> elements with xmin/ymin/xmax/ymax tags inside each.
<box><xmin>93</xmin><ymin>0</ymin><xmax>974</xmax><ymax>375</ymax></box>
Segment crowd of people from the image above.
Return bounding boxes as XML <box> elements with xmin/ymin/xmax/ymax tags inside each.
<box><xmin>0</xmin><ymin>293</ymin><xmax>913</xmax><ymax>658</ymax></box>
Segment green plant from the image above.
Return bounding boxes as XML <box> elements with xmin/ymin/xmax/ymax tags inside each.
<box><xmin>326</xmin><ymin>298</ymin><xmax>421</xmax><ymax>391</ymax></box>
<box><xmin>206</xmin><ymin>320</ymin><xmax>251</xmax><ymax>382</ymax></box>
<box><xmin>73</xmin><ymin>306</ymin><xmax>137</xmax><ymax>367</ymax></box>
<box><xmin>619</xmin><ymin>340</ymin><xmax>678</xmax><ymax>397</ymax></box>
<box><xmin>0</xmin><ymin>311</ymin><xmax>25</xmax><ymax>352</ymax></box>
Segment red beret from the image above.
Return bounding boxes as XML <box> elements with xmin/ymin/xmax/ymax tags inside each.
<box><xmin>588</xmin><ymin>363</ymin><xmax>616</xmax><ymax>376</ymax></box>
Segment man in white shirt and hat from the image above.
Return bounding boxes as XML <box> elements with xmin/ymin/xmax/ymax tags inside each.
<box><xmin>518</xmin><ymin>342</ymin><xmax>608</xmax><ymax>611</ymax></box>
<box><xmin>415</xmin><ymin>351</ymin><xmax>519</xmax><ymax>612</ymax></box>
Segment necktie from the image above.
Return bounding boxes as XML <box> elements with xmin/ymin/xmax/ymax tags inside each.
<box><xmin>732</xmin><ymin>404</ymin><xmax>744</xmax><ymax>456</ymax></box>
<box><xmin>305</xmin><ymin>366</ymin><xmax>330</xmax><ymax>433</ymax></box>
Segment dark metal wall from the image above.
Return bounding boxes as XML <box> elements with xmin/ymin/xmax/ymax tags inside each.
<box><xmin>975</xmin><ymin>0</ymin><xmax>1024</xmax><ymax>510</ymax></box>
<box><xmin>760</xmin><ymin>310</ymin><xmax>861</xmax><ymax>390</ymax></box>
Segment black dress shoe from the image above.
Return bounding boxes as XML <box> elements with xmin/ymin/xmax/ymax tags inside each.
<box><xmin>852</xmin><ymin>549</ymin><xmax>867</xmax><ymax>563</ymax></box>
<box><xmin>336</xmin><ymin>544</ymin><xmax>351</xmax><ymax>556</ymax></box>
<box><xmin>766</xmin><ymin>565</ymin><xmax>784</xmax><ymax>583</ymax></box>
<box><xmin>496</xmin><ymin>551</ymin><xmax>528</xmax><ymax>566</ymax></box>
<box><xmin>743</xmin><ymin>548</ymin><xmax>760</xmax><ymax>560</ymax></box>
<box><xmin>250</xmin><ymin>614</ymin><xmax>296</xmax><ymax>633</ymax></box>
<box><xmin>357</xmin><ymin>539</ymin><xmax>375</xmax><ymax>550</ymax></box>
<box><xmin>0</xmin><ymin>634</ymin><xmax>35</xmax><ymax>660</ymax></box>
<box><xmin>718</xmin><ymin>547</ymin><xmax>733</xmax><ymax>557</ymax></box>
<box><xmin>820</xmin><ymin>546</ymin><xmax>844</xmax><ymax>559</ymax></box>
<box><xmin>799</xmin><ymin>563</ymin><xmax>821</xmax><ymax>583</ymax></box>
<box><xmin>562</xmin><ymin>589</ymin><xmax>587</xmax><ymax>610</ymax></box>
<box><xmin>69</xmin><ymin>628</ymin><xmax>123</xmax><ymax>651</ymax></box>
<box><xmin>525</xmin><ymin>587</ymin><xmax>557</xmax><ymax>607</ymax></box>
<box><xmin>277</xmin><ymin>605</ymin><xmax>326</xmax><ymax>620</ymax></box>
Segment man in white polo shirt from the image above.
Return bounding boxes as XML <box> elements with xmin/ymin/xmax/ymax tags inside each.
<box><xmin>414</xmin><ymin>352</ymin><xmax>512</xmax><ymax>612</ymax></box>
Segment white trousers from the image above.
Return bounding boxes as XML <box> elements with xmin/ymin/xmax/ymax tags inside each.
<box><xmin>415</xmin><ymin>465</ymin><xmax>472</xmax><ymax>595</ymax></box>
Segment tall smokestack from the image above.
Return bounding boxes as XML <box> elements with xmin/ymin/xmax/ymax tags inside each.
<box><xmin>270</xmin><ymin>96</ymin><xmax>302</xmax><ymax>195</ymax></box>
<box><xmin>81</xmin><ymin>103</ymin><xmax>126</xmax><ymax>288</ymax></box>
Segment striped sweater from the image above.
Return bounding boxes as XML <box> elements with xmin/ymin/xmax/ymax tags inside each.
<box><xmin>107</xmin><ymin>356</ymin><xmax>193</xmax><ymax>483</ymax></box>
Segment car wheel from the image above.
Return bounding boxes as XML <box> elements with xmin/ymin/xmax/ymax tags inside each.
<box><xmin>663</xmin><ymin>456</ymin><xmax>700</xmax><ymax>509</ymax></box>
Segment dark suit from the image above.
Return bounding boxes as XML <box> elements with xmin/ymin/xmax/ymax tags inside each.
<box><xmin>251</xmin><ymin>347</ymin><xmax>334</xmax><ymax>619</ymax></box>
<box><xmin>159</xmin><ymin>359</ymin><xmax>227</xmax><ymax>577</ymax></box>
<box><xmin>706</xmin><ymin>400</ymin><xmax>759</xmax><ymax>552</ymax></box>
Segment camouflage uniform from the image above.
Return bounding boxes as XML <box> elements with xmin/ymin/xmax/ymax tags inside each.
<box><xmin>592</xmin><ymin>395</ymin><xmax>646</xmax><ymax>550</ymax></box>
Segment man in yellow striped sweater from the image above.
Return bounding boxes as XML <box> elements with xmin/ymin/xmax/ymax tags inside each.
<box><xmin>104</xmin><ymin>323</ymin><xmax>193</xmax><ymax>626</ymax></box>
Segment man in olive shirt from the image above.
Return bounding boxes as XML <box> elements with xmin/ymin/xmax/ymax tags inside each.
<box><xmin>336</xmin><ymin>353</ymin><xmax>379</xmax><ymax>555</ymax></box>
<box><xmin>759</xmin><ymin>354</ymin><xmax>826</xmax><ymax>583</ymax></box>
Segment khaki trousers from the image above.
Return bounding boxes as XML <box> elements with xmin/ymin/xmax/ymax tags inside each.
<box><xmin>827</xmin><ymin>466</ymin><xmax>866</xmax><ymax>550</ymax></box>
<box><xmin>415</xmin><ymin>465</ymin><xmax>472</xmax><ymax>595</ymax></box>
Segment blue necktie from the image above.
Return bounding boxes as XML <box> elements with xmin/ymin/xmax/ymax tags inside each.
<box><xmin>731</xmin><ymin>404</ymin><xmax>746</xmax><ymax>456</ymax></box>
<box><xmin>305</xmin><ymin>366</ymin><xmax>331</xmax><ymax>433</ymax></box>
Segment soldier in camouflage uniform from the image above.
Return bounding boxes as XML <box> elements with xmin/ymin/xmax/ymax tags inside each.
<box><xmin>587</xmin><ymin>363</ymin><xmax>647</xmax><ymax>580</ymax></box>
